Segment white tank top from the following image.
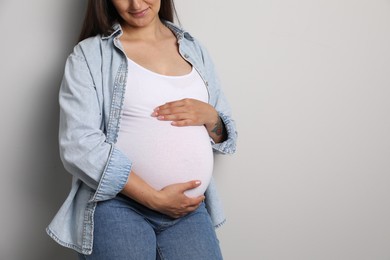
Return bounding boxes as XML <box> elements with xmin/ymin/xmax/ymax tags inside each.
<box><xmin>116</xmin><ymin>58</ymin><xmax>213</xmax><ymax>197</ymax></box>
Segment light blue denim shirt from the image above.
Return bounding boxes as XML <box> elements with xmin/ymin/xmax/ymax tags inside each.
<box><xmin>46</xmin><ymin>21</ymin><xmax>237</xmax><ymax>255</ymax></box>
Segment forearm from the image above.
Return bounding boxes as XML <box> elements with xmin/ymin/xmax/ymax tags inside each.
<box><xmin>205</xmin><ymin>114</ymin><xmax>227</xmax><ymax>144</ymax></box>
<box><xmin>121</xmin><ymin>171</ymin><xmax>159</xmax><ymax>210</ymax></box>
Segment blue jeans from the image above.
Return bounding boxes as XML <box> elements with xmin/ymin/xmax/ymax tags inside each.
<box><xmin>78</xmin><ymin>194</ymin><xmax>223</xmax><ymax>260</ymax></box>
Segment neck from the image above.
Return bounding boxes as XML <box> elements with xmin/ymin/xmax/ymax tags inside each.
<box><xmin>120</xmin><ymin>18</ymin><xmax>167</xmax><ymax>42</ymax></box>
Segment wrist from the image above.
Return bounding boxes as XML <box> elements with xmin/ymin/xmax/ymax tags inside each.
<box><xmin>205</xmin><ymin>110</ymin><xmax>219</xmax><ymax>131</ymax></box>
<box><xmin>146</xmin><ymin>189</ymin><xmax>164</xmax><ymax>211</ymax></box>
<box><xmin>121</xmin><ymin>172</ymin><xmax>162</xmax><ymax>211</ymax></box>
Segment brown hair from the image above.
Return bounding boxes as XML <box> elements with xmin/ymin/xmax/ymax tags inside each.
<box><xmin>78</xmin><ymin>0</ymin><xmax>178</xmax><ymax>42</ymax></box>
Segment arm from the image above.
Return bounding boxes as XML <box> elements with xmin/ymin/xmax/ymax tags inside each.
<box><xmin>59</xmin><ymin>46</ymin><xmax>131</xmax><ymax>202</ymax></box>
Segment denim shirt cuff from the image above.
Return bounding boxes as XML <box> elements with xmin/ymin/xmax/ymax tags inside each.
<box><xmin>90</xmin><ymin>146</ymin><xmax>131</xmax><ymax>202</ymax></box>
<box><xmin>211</xmin><ymin>112</ymin><xmax>237</xmax><ymax>154</ymax></box>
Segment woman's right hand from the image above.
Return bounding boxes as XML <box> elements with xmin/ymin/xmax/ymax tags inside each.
<box><xmin>152</xmin><ymin>181</ymin><xmax>205</xmax><ymax>218</ymax></box>
<box><xmin>121</xmin><ymin>172</ymin><xmax>204</xmax><ymax>219</ymax></box>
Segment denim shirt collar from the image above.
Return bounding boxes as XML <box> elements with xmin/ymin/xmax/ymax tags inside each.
<box><xmin>101</xmin><ymin>20</ymin><xmax>194</xmax><ymax>42</ymax></box>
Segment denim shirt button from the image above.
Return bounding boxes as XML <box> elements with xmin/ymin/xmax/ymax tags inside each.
<box><xmin>184</xmin><ymin>53</ymin><xmax>189</xmax><ymax>59</ymax></box>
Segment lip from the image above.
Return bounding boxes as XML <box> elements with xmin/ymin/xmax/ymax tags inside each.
<box><xmin>129</xmin><ymin>8</ymin><xmax>149</xmax><ymax>18</ymax></box>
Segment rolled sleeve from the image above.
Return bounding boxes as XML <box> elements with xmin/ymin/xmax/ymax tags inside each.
<box><xmin>90</xmin><ymin>146</ymin><xmax>132</xmax><ymax>202</ymax></box>
<box><xmin>211</xmin><ymin>112</ymin><xmax>237</xmax><ymax>154</ymax></box>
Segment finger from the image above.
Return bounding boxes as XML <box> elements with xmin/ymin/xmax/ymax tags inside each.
<box><xmin>154</xmin><ymin>106</ymin><xmax>187</xmax><ymax>118</ymax></box>
<box><xmin>184</xmin><ymin>204</ymin><xmax>201</xmax><ymax>213</ymax></box>
<box><xmin>171</xmin><ymin>119</ymin><xmax>194</xmax><ymax>126</ymax></box>
<box><xmin>197</xmin><ymin>195</ymin><xmax>206</xmax><ymax>203</ymax></box>
<box><xmin>188</xmin><ymin>195</ymin><xmax>205</xmax><ymax>206</ymax></box>
<box><xmin>170</xmin><ymin>197</ymin><xmax>204</xmax><ymax>218</ymax></box>
<box><xmin>157</xmin><ymin>112</ymin><xmax>189</xmax><ymax>121</ymax></box>
<box><xmin>178</xmin><ymin>180</ymin><xmax>202</xmax><ymax>193</ymax></box>
<box><xmin>152</xmin><ymin>106</ymin><xmax>190</xmax><ymax>118</ymax></box>
<box><xmin>156</xmin><ymin>106</ymin><xmax>187</xmax><ymax>116</ymax></box>
<box><xmin>176</xmin><ymin>200</ymin><xmax>202</xmax><ymax>216</ymax></box>
<box><xmin>155</xmin><ymin>99</ymin><xmax>187</xmax><ymax>111</ymax></box>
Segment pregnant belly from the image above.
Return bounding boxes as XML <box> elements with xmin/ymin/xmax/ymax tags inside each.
<box><xmin>116</xmin><ymin>120</ymin><xmax>214</xmax><ymax>197</ymax></box>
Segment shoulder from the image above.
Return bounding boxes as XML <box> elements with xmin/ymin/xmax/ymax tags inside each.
<box><xmin>70</xmin><ymin>35</ymin><xmax>102</xmax><ymax>60</ymax></box>
<box><xmin>78</xmin><ymin>35</ymin><xmax>102</xmax><ymax>48</ymax></box>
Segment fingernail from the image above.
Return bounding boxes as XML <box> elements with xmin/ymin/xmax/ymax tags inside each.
<box><xmin>195</xmin><ymin>181</ymin><xmax>201</xmax><ymax>185</ymax></box>
<box><xmin>151</xmin><ymin>112</ymin><xmax>157</xmax><ymax>117</ymax></box>
<box><xmin>158</xmin><ymin>116</ymin><xmax>164</xmax><ymax>120</ymax></box>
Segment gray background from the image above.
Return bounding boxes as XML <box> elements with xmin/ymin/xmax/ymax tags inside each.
<box><xmin>1</xmin><ymin>0</ymin><xmax>389</xmax><ymax>259</ymax></box>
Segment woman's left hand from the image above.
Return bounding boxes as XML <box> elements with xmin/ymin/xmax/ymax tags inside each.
<box><xmin>153</xmin><ymin>98</ymin><xmax>218</xmax><ymax>128</ymax></box>
<box><xmin>153</xmin><ymin>98</ymin><xmax>227</xmax><ymax>143</ymax></box>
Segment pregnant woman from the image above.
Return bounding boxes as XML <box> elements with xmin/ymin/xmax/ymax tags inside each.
<box><xmin>46</xmin><ymin>0</ymin><xmax>237</xmax><ymax>259</ymax></box>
